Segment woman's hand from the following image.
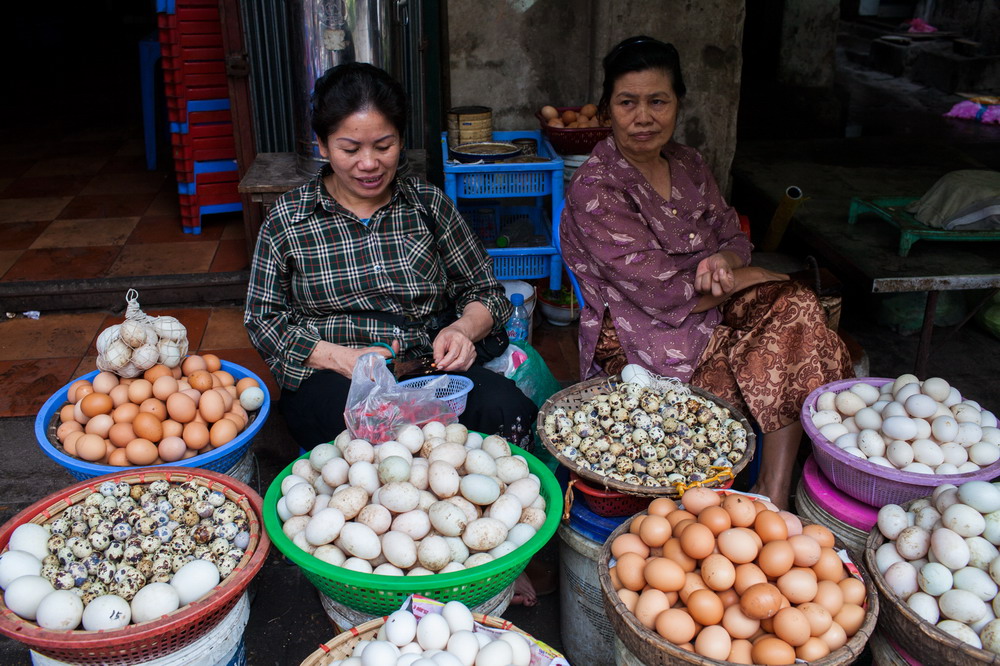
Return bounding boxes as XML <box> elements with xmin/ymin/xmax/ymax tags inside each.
<box><xmin>695</xmin><ymin>252</ymin><xmax>741</xmax><ymax>297</ymax></box>
<box><xmin>305</xmin><ymin>340</ymin><xmax>400</xmax><ymax>379</ymax></box>
<box><xmin>691</xmin><ymin>265</ymin><xmax>789</xmax><ymax>313</ymax></box>
<box><xmin>432</xmin><ymin>326</ymin><xmax>477</xmax><ymax>372</ymax></box>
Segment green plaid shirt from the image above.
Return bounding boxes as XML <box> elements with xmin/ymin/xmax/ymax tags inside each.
<box><xmin>244</xmin><ymin>167</ymin><xmax>511</xmax><ymax>392</ymax></box>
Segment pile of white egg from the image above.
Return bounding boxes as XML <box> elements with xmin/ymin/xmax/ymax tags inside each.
<box><xmin>277</xmin><ymin>422</ymin><xmax>547</xmax><ymax>575</ymax></box>
<box><xmin>810</xmin><ymin>374</ymin><xmax>999</xmax><ymax>474</ymax></box>
<box><xmin>331</xmin><ymin>600</ymin><xmax>534</xmax><ymax>666</ymax></box>
<box><xmin>875</xmin><ymin>481</ymin><xmax>1000</xmax><ymax>652</ymax></box>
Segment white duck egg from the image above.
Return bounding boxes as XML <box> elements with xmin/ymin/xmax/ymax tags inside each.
<box><xmin>475</xmin><ymin>638</ymin><xmax>514</xmax><ymax>666</ymax></box>
<box><xmin>3</xmin><ymin>575</ymin><xmax>53</xmax><ymax>620</ymax></box>
<box><xmin>489</xmin><ymin>541</ymin><xmax>517</xmax><ymax>559</ymax></box>
<box><xmin>621</xmin><ymin>363</ymin><xmax>656</xmax><ymax>387</ymax></box>
<box><xmin>810</xmin><ymin>409</ymin><xmax>843</xmax><ymax>429</ymax></box>
<box><xmin>967</xmin><ymin>536</ymin><xmax>1000</xmax><ymax>570</ymax></box>
<box><xmin>171</xmin><ymin>559</ymin><xmax>220</xmax><ymax>605</ymax></box>
<box><xmin>329</xmin><ymin>487</ymin><xmax>369</xmax><ymax>521</ymax></box>
<box><xmin>464</xmin><ymin>449</ymin><xmax>498</xmax><ymax>477</ymax></box>
<box><xmin>932</xmin><ymin>528</ymin><xmax>971</xmax><ymax>570</ymax></box>
<box><xmin>321</xmin><ymin>458</ymin><xmax>350</xmax><ymax>488</ymax></box>
<box><xmin>378</xmin><ymin>456</ymin><xmax>412</xmax><ymax>484</ymax></box>
<box><xmin>940</xmin><ymin>442</ymin><xmax>969</xmax><ymax>466</ymax></box>
<box><xmin>422</xmin><ymin>421</ymin><xmax>447</xmax><ymax>440</ymax></box>
<box><xmin>462</xmin><ymin>518</ymin><xmax>509</xmax><ymax>551</ymax></box>
<box><xmin>884</xmin><ymin>561</ymin><xmax>918</xmax><ymax>598</ymax></box>
<box><xmin>460</xmin><ymin>475</ymin><xmax>501</xmax><ymax>506</ymax></box>
<box><xmin>942</xmin><ymin>504</ymin><xmax>986</xmax><ymax>537</ymax></box>
<box><xmin>508</xmin><ymin>523</ymin><xmax>537</xmax><ymax>547</ymax></box>
<box><xmin>505</xmin><ymin>478</ymin><xmax>540</xmax><ymax>508</ymax></box>
<box><xmin>384</xmin><ymin>609</ymin><xmax>417</xmax><ymax>646</ymax></box>
<box><xmin>487</xmin><ymin>494</ymin><xmax>524</xmax><ymax>530</ymax></box>
<box><xmin>893</xmin><ymin>381</ymin><xmax>922</xmax><ymax>404</ymax></box>
<box><xmin>816</xmin><ymin>391</ymin><xmax>837</xmax><ymax>412</ymax></box>
<box><xmin>857</xmin><ymin>430</ymin><xmax>886</xmax><ymax>457</ymax></box>
<box><xmin>465</xmin><ymin>432</ymin><xmax>484</xmax><ymax>449</ymax></box>
<box><xmin>397</xmin><ymin>424</ymin><xmax>425</xmax><ymax>453</ymax></box>
<box><xmin>441</xmin><ymin>600</ymin><xmax>475</xmax><ymax>634</ymax></box>
<box><xmin>883</xmin><ymin>416</ymin><xmax>918</xmax><ymax>442</ymax></box>
<box><xmin>8</xmin><ymin>524</ymin><xmax>50</xmax><ymax>563</ymax></box>
<box><xmin>392</xmin><ymin>510</ymin><xmax>432</xmax><ymax>540</ymax></box>
<box><xmin>956</xmin><ymin>422</ymin><xmax>984</xmax><ymax>446</ymax></box>
<box><xmin>340</xmin><ymin>523</ymin><xmax>381</xmax><ymax>560</ymax></box>
<box><xmin>305</xmin><ymin>507</ymin><xmax>346</xmax><ymax>546</ymax></box>
<box><xmin>373</xmin><ymin>563</ymin><xmax>405</xmax><ymax>576</ymax></box>
<box><xmin>953</xmin><ymin>403</ymin><xmax>983</xmax><ymax>425</ymax></box>
<box><xmin>447</xmin><ymin>630</ymin><xmax>480</xmax><ymax>666</ymax></box>
<box><xmin>937</xmin><ymin>619</ymin><xmax>982</xmax><ymax>648</ymax></box>
<box><xmin>834</xmin><ymin>391</ymin><xmax>866</xmax><ymax>417</ymax></box>
<box><xmin>892</xmin><ymin>373</ymin><xmax>919</xmax><ymax>394</ymax></box>
<box><xmin>842</xmin><ymin>417</ymin><xmax>860</xmax><ymax>434</ymax></box>
<box><xmin>842</xmin><ymin>446</ymin><xmax>867</xmax><ymax>459</ymax></box>
<box><xmin>314</xmin><ymin>544</ymin><xmax>347</xmax><ymax>567</ymax></box>
<box><xmin>285</xmin><ymin>482</ymin><xmax>317</xmax><ymax>516</ymax></box>
<box><xmin>868</xmin><ymin>456</ymin><xmax>893</xmax><ymax>467</ymax></box>
<box><xmin>919</xmin><ymin>377</ymin><xmax>950</xmax><ymax>401</ymax></box>
<box><xmin>0</xmin><ymin>550</ymin><xmax>42</xmax><ymax>589</ymax></box>
<box><xmin>970</xmin><ymin>442</ymin><xmax>1000</xmax><ymax>466</ymax></box>
<box><xmin>881</xmin><ymin>401</ymin><xmax>909</xmax><ymax>419</ymax></box>
<box><xmin>293</xmin><ymin>458</ymin><xmax>320</xmax><ymax>483</ymax></box>
<box><xmin>877</xmin><ymin>505</ymin><xmax>909</xmax><ymax>540</ymax></box>
<box><xmin>914</xmin><ymin>506</ymin><xmax>941</xmax><ymax>531</ymax></box>
<box><xmin>954</xmin><ymin>566</ymin><xmax>998</xmax><ymax>602</ymax></box>
<box><xmin>906</xmin><ymin>592</ymin><xmax>940</xmax><ymax>623</ymax></box>
<box><xmin>917</xmin><ymin>562</ymin><xmax>952</xmax><ymax>596</ymax></box>
<box><xmin>498</xmin><ymin>632</ymin><xmax>532</xmax><ymax>666</ymax></box>
<box><xmin>343</xmin><ymin>558</ymin><xmax>374</xmax><ymax>573</ymax></box>
<box><xmin>904</xmin><ymin>394</ymin><xmax>938</xmax><ymax>419</ymax></box>
<box><xmin>494</xmin><ymin>456</ymin><xmax>530</xmax><ymax>483</ymax></box>
<box><xmin>902</xmin><ymin>462</ymin><xmax>934</xmax><ymax>474</ymax></box>
<box><xmin>281</xmin><ymin>474</ymin><xmax>309</xmax><ymax>495</ymax></box>
<box><xmin>958</xmin><ymin>481</ymin><xmax>1000</xmax><ymax>513</ymax></box>
<box><xmin>944</xmin><ymin>387</ymin><xmax>963</xmax><ymax>407</ymax></box>
<box><xmin>935</xmin><ymin>463</ymin><xmax>960</xmax><ymax>475</ymax></box>
<box><xmin>348</xmin><ymin>461</ymin><xmax>381</xmax><ymax>496</ymax></box>
<box><xmin>895</xmin><ymin>526</ymin><xmax>931</xmax><ymax>560</ymax></box>
<box><xmin>381</xmin><ymin>482</ymin><xmax>421</xmax><ymax>514</ymax></box>
<box><xmin>416</xmin><ymin>612</ymin><xmax>451</xmax><ymax>650</ymax></box>
<box><xmin>429</xmin><ymin>501</ymin><xmax>469</xmax><ymax>537</ymax></box>
<box><xmin>912</xmin><ymin>439</ymin><xmax>944</xmax><ymax>467</ymax></box>
<box><xmin>410</xmin><ymin>460</ymin><xmax>430</xmax><ymax>491</ymax></box>
<box><xmin>428</xmin><ymin>442</ymin><xmax>468</xmax><ymax>468</ymax></box>
<box><xmin>481</xmin><ymin>435</ymin><xmax>512</xmax><ymax>460</ymax></box>
<box><xmin>309</xmin><ymin>442</ymin><xmax>340</xmax><ymax>470</ymax></box>
<box><xmin>429</xmin><ymin>461</ymin><xmax>461</xmax><ymax>499</ymax></box>
<box><xmin>872</xmin><ymin>400</ymin><xmax>890</xmax><ymax>414</ymax></box>
<box><xmin>82</xmin><ymin>594</ymin><xmax>131</xmax><ymax>631</ymax></box>
<box><xmin>957</xmin><ymin>462</ymin><xmax>982</xmax><ymax>473</ymax></box>
<box><xmin>129</xmin><ymin>583</ymin><xmax>180</xmax><ymax>624</ymax></box>
<box><xmin>849</xmin><ymin>381</ymin><xmax>881</xmax><ymax>406</ymax></box>
<box><xmin>939</xmin><ymin>589</ymin><xmax>988</xmax><ymax>624</ymax></box>
<box><xmin>357</xmin><ymin>504</ymin><xmax>393</xmax><ymax>536</ymax></box>
<box><xmin>887</xmin><ymin>440</ymin><xmax>915</xmax><ymax>468</ymax></box>
<box><xmin>35</xmin><ymin>590</ymin><xmax>84</xmax><ymax>630</ymax></box>
<box><xmin>982</xmin><ymin>619</ymin><xmax>1000</xmax><ymax>654</ymax></box>
<box><xmin>854</xmin><ymin>407</ymin><xmax>882</xmax><ymax>431</ymax></box>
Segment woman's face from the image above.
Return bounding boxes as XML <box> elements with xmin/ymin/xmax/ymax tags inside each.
<box><xmin>318</xmin><ymin>109</ymin><xmax>401</xmax><ymax>205</ymax></box>
<box><xmin>609</xmin><ymin>68</ymin><xmax>678</xmax><ymax>160</ymax></box>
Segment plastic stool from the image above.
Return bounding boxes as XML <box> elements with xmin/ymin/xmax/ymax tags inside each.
<box><xmin>139</xmin><ymin>35</ymin><xmax>161</xmax><ymax>170</ymax></box>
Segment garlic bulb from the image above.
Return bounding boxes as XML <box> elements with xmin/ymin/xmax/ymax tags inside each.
<box><xmin>157</xmin><ymin>339</ymin><xmax>183</xmax><ymax>368</ymax></box>
<box><xmin>131</xmin><ymin>344</ymin><xmax>160</xmax><ymax>371</ymax></box>
<box><xmin>119</xmin><ymin>320</ymin><xmax>148</xmax><ymax>348</ymax></box>
<box><xmin>102</xmin><ymin>339</ymin><xmax>132</xmax><ymax>371</ymax></box>
<box><xmin>151</xmin><ymin>316</ymin><xmax>187</xmax><ymax>343</ymax></box>
<box><xmin>95</xmin><ymin>325</ymin><xmax>120</xmax><ymax>355</ymax></box>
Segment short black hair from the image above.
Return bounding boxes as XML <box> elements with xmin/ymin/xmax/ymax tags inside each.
<box><xmin>311</xmin><ymin>62</ymin><xmax>408</xmax><ymax>140</ymax></box>
<box><xmin>597</xmin><ymin>36</ymin><xmax>686</xmax><ymax>119</ymax></box>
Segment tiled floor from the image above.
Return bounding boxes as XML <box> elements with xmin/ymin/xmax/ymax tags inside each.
<box><xmin>0</xmin><ymin>127</ymin><xmax>248</xmax><ymax>284</ymax></box>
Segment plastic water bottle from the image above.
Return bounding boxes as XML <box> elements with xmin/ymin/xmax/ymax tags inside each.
<box><xmin>507</xmin><ymin>293</ymin><xmax>530</xmax><ymax>342</ymax></box>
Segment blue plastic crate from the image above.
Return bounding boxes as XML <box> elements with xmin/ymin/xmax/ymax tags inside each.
<box><xmin>458</xmin><ymin>203</ymin><xmax>558</xmax><ymax>281</ymax></box>
<box><xmin>442</xmin><ymin>130</ymin><xmax>563</xmax><ymax>200</ymax></box>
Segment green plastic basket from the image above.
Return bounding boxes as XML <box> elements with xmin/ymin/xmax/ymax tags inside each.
<box><xmin>263</xmin><ymin>441</ymin><xmax>562</xmax><ymax>615</ymax></box>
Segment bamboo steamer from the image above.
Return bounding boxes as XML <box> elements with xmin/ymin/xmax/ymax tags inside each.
<box><xmin>598</xmin><ymin>510</ymin><xmax>879</xmax><ymax>666</ymax></box>
<box><xmin>864</xmin><ymin>497</ymin><xmax>1000</xmax><ymax>665</ymax></box>
<box><xmin>446</xmin><ymin>106</ymin><xmax>493</xmax><ymax>147</ymax></box>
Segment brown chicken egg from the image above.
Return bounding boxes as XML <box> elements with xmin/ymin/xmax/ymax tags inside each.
<box><xmin>680</xmin><ymin>487</ymin><xmax>721</xmax><ymax>515</ymax></box>
<box><xmin>734</xmin><ymin>562</ymin><xmax>768</xmax><ymax>595</ymax></box>
<box><xmin>758</xmin><ymin>540</ymin><xmax>795</xmax><ymax>578</ymax></box>
<box><xmin>127</xmin><ymin>379</ymin><xmax>153</xmax><ymax>405</ymax></box>
<box><xmin>666</xmin><ymin>509</ymin><xmax>696</xmax><ymax>528</ymax></box>
<box><xmin>615</xmin><ymin>552</ymin><xmax>647</xmax><ymax>592</ymax></box>
<box><xmin>655</xmin><ymin>608</ymin><xmax>696</xmax><ymax>644</ymax></box>
<box><xmin>76</xmin><ymin>434</ymin><xmax>107</xmax><ymax>462</ymax></box>
<box><xmin>108</xmin><ymin>448</ymin><xmax>130</xmax><ymax>466</ymax></box>
<box><xmin>108</xmin><ymin>422</ymin><xmax>135</xmax><ymax>448</ymax></box>
<box><xmin>648</xmin><ymin>498</ymin><xmax>678</xmax><ymax>517</ymax></box>
<box><xmin>777</xmin><ymin>567</ymin><xmax>818</xmax><ymax>604</ymax></box>
<box><xmin>213</xmin><ymin>369</ymin><xmax>235</xmax><ymax>387</ymax></box>
<box><xmin>59</xmin><ymin>404</ymin><xmax>76</xmax><ymax>423</ymax></box>
<box><xmin>722</xmin><ymin>494</ymin><xmax>758</xmax><ymax>527</ymax></box>
<box><xmin>634</xmin><ymin>589</ymin><xmax>671</xmax><ymax>629</ymax></box>
<box><xmin>209</xmin><ymin>418</ymin><xmax>238</xmax><ymax>447</ymax></box>
<box><xmin>679</xmin><ymin>572</ymin><xmax>708</xmax><ymax>604</ymax></box>
<box><xmin>694</xmin><ymin>624</ymin><xmax>731</xmax><ymax>660</ymax></box>
<box><xmin>728</xmin><ymin>639</ymin><xmax>754</xmax><ymax>665</ymax></box>
<box><xmin>740</xmin><ymin>582</ymin><xmax>782</xmax><ymax>620</ymax></box>
<box><xmin>673</xmin><ymin>519</ymin><xmax>695</xmax><ymax>538</ymax></box>
<box><xmin>718</xmin><ymin>528</ymin><xmax>760</xmax><ymax>564</ymax></box>
<box><xmin>802</xmin><ymin>524</ymin><xmax>836</xmax><ymax>548</ymax></box>
<box><xmin>834</xmin><ymin>604</ymin><xmax>865</xmax><ymax>637</ymax></box>
<box><xmin>813</xmin><ymin>579</ymin><xmax>845</xmax><ymax>616</ymax></box>
<box><xmin>57</xmin><ymin>421</ymin><xmax>82</xmax><ymax>442</ymax></box>
<box><xmin>198</xmin><ymin>389</ymin><xmax>225</xmax><ymax>423</ymax></box>
<box><xmin>795</xmin><ymin>636</ymin><xmax>831</xmax><ymax>661</ymax></box>
<box><xmin>788</xmin><ymin>534</ymin><xmax>822</xmax><ymax>567</ymax></box>
<box><xmin>67</xmin><ymin>379</ymin><xmax>91</xmax><ymax>403</ymax></box>
<box><xmin>188</xmin><ymin>369</ymin><xmax>214</xmax><ymax>392</ymax></box>
<box><xmin>143</xmin><ymin>364</ymin><xmax>172</xmax><ymax>383</ymax></box>
<box><xmin>131</xmin><ymin>412</ymin><xmax>163</xmax><ymax>443</ymax></box>
<box><xmin>701</xmin><ymin>553</ymin><xmax>736</xmax><ymax>591</ymax></box>
<box><xmin>183</xmin><ymin>421</ymin><xmax>210</xmax><ymax>450</ymax></box>
<box><xmin>698</xmin><ymin>505</ymin><xmax>732</xmax><ymax>535</ymax></box>
<box><xmin>639</xmin><ymin>515</ymin><xmax>672</xmax><ymax>547</ymax></box>
<box><xmin>663</xmin><ymin>538</ymin><xmax>697</xmax><ymax>572</ymax></box>
<box><xmin>814</xmin><ymin>548</ymin><xmax>847</xmax><ymax>581</ymax></box>
<box><xmin>109</xmin><ymin>383</ymin><xmax>131</xmax><ymax>407</ymax></box>
<box><xmin>612</xmin><ymin>533</ymin><xmax>650</xmax><ymax>559</ymax></box>
<box><xmin>751</xmin><ymin>636</ymin><xmax>796</xmax><ymax>665</ymax></box>
<box><xmin>112</xmin><ymin>402</ymin><xmax>139</xmax><ymax>423</ymax></box>
<box><xmin>158</xmin><ymin>436</ymin><xmax>187</xmax><ymax>462</ymax></box>
<box><xmin>722</xmin><ymin>603</ymin><xmax>761</xmax><ymax>639</ymax></box>
<box><xmin>152</xmin><ymin>375</ymin><xmax>178</xmax><ymax>401</ymax></box>
<box><xmin>777</xmin><ymin>511</ymin><xmax>803</xmax><ymax>536</ymax></box>
<box><xmin>236</xmin><ymin>377</ymin><xmax>259</xmax><ymax>395</ymax></box>
<box><xmin>182</xmin><ymin>355</ymin><xmax>207</xmax><ymax>375</ymax></box>
<box><xmin>718</xmin><ymin>587</ymin><xmax>740</xmax><ymax>608</ymax></box>
<box><xmin>609</xmin><ymin>566</ymin><xmax>621</xmax><ymax>590</ymax></box>
<box><xmin>644</xmin><ymin>557</ymin><xmax>686</xmax><ymax>592</ymax></box>
<box><xmin>618</xmin><ymin>588</ymin><xmax>639</xmax><ymax>613</ymax></box>
<box><xmin>687</xmin><ymin>588</ymin><xmax>724</xmax><ymax>625</ymax></box>
<box><xmin>772</xmin><ymin>607</ymin><xmax>811</xmax><ymax>646</ymax></box>
<box><xmin>166</xmin><ymin>392</ymin><xmax>197</xmax><ymax>423</ymax></box>
<box><xmin>679</xmin><ymin>523</ymin><xmax>715</xmax><ymax>559</ymax></box>
<box><xmin>202</xmin><ymin>353</ymin><xmax>222</xmax><ymax>372</ymax></box>
<box><xmin>80</xmin><ymin>392</ymin><xmax>113</xmax><ymax>418</ymax></box>
<box><xmin>125</xmin><ymin>438</ymin><xmax>159</xmax><ymax>465</ymax></box>
<box><xmin>818</xmin><ymin>621</ymin><xmax>848</xmax><ymax>651</ymax></box>
<box><xmin>84</xmin><ymin>414</ymin><xmax>114</xmax><ymax>439</ymax></box>
<box><xmin>754</xmin><ymin>511</ymin><xmax>789</xmax><ymax>543</ymax></box>
<box><xmin>838</xmin><ymin>577</ymin><xmax>867</xmax><ymax>606</ymax></box>
<box><xmin>91</xmin><ymin>371</ymin><xmax>119</xmax><ymax>395</ymax></box>
<box><xmin>139</xmin><ymin>397</ymin><xmax>167</xmax><ymax>420</ymax></box>
<box><xmin>63</xmin><ymin>431</ymin><xmax>81</xmax><ymax>456</ymax></box>
<box><xmin>798</xmin><ymin>602</ymin><xmax>833</xmax><ymax>636</ymax></box>
<box><xmin>162</xmin><ymin>419</ymin><xmax>183</xmax><ymax>438</ymax></box>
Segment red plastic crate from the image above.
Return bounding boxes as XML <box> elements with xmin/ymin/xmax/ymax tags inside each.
<box><xmin>165</xmin><ymin>82</ymin><xmax>229</xmax><ymax>100</ymax></box>
<box><xmin>160</xmin><ymin>43</ymin><xmax>224</xmax><ymax>61</ymax></box>
<box><xmin>161</xmin><ymin>58</ymin><xmax>225</xmax><ymax>76</ymax></box>
<box><xmin>164</xmin><ymin>70</ymin><xmax>228</xmax><ymax>88</ymax></box>
<box><xmin>176</xmin><ymin>7</ymin><xmax>219</xmax><ymax>21</ymax></box>
<box><xmin>157</xmin><ymin>15</ymin><xmax>222</xmax><ymax>35</ymax></box>
<box><xmin>175</xmin><ymin>168</ymin><xmax>239</xmax><ymax>187</ymax></box>
<box><xmin>171</xmin><ymin>140</ymin><xmax>236</xmax><ymax>163</ymax></box>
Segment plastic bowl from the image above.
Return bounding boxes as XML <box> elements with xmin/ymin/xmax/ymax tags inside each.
<box><xmin>263</xmin><ymin>440</ymin><xmax>562</xmax><ymax>615</ymax></box>
<box><xmin>803</xmin><ymin>377</ymin><xmax>1000</xmax><ymax>506</ymax></box>
<box><xmin>35</xmin><ymin>360</ymin><xmax>270</xmax><ymax>481</ymax></box>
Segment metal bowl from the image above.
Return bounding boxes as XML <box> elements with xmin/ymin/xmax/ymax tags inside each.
<box><xmin>449</xmin><ymin>141</ymin><xmax>522</xmax><ymax>163</ymax></box>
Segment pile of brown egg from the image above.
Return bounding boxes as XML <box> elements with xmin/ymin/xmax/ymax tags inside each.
<box><xmin>53</xmin><ymin>354</ymin><xmax>264</xmax><ymax>467</ymax></box>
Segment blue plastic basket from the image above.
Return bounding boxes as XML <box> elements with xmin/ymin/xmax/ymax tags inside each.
<box><xmin>35</xmin><ymin>360</ymin><xmax>270</xmax><ymax>481</ymax></box>
<box><xmin>397</xmin><ymin>374</ymin><xmax>474</xmax><ymax>415</ymax></box>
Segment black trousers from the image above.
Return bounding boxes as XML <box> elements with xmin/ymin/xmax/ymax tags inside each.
<box><xmin>280</xmin><ymin>365</ymin><xmax>538</xmax><ymax>450</ymax></box>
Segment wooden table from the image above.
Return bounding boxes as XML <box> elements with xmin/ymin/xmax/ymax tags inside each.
<box><xmin>733</xmin><ymin>137</ymin><xmax>1000</xmax><ymax>376</ymax></box>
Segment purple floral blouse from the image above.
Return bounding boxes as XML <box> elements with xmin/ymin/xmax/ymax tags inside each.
<box><xmin>560</xmin><ymin>136</ymin><xmax>753</xmax><ymax>381</ymax></box>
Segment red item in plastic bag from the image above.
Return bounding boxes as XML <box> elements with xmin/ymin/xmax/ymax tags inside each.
<box><xmin>344</xmin><ymin>353</ymin><xmax>458</xmax><ymax>443</ymax></box>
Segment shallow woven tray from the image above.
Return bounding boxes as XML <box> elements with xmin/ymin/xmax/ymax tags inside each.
<box><xmin>796</xmin><ymin>476</ymin><xmax>869</xmax><ymax>559</ymax></box>
<box><xmin>0</xmin><ymin>468</ymin><xmax>269</xmax><ymax>665</ymax></box>
<box><xmin>299</xmin><ymin>612</ymin><xmax>530</xmax><ymax>665</ymax></box>
<box><xmin>599</xmin><ymin>510</ymin><xmax>879</xmax><ymax>666</ymax></box>
<box><xmin>538</xmin><ymin>376</ymin><xmax>756</xmax><ymax>498</ymax></box>
<box><xmin>865</xmin><ymin>498</ymin><xmax>1000</xmax><ymax>665</ymax></box>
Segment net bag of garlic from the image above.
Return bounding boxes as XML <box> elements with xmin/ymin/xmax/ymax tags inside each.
<box><xmin>95</xmin><ymin>289</ymin><xmax>189</xmax><ymax>378</ymax></box>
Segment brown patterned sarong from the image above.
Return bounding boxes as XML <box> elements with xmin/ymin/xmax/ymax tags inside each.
<box><xmin>595</xmin><ymin>280</ymin><xmax>853</xmax><ymax>433</ymax></box>
<box><xmin>691</xmin><ymin>280</ymin><xmax>853</xmax><ymax>433</ymax></box>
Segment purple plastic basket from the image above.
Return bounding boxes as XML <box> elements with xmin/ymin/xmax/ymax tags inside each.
<box><xmin>802</xmin><ymin>377</ymin><xmax>1000</xmax><ymax>507</ymax></box>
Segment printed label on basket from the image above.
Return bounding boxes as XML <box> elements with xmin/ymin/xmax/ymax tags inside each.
<box><xmin>406</xmin><ymin>595</ymin><xmax>570</xmax><ymax>666</ymax></box>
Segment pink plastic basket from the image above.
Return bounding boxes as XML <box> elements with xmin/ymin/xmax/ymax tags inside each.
<box><xmin>802</xmin><ymin>377</ymin><xmax>1000</xmax><ymax>507</ymax></box>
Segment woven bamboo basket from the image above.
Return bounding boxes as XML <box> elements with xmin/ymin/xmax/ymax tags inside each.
<box><xmin>598</xmin><ymin>511</ymin><xmax>879</xmax><ymax>666</ymax></box>
<box><xmin>868</xmin><ymin>630</ymin><xmax>915</xmax><ymax>666</ymax></box>
<box><xmin>537</xmin><ymin>376</ymin><xmax>756</xmax><ymax>498</ymax></box>
<box><xmin>864</xmin><ymin>498</ymin><xmax>1000</xmax><ymax>665</ymax></box>
<box><xmin>795</xmin><ymin>477</ymin><xmax>869</xmax><ymax>559</ymax></box>
<box><xmin>0</xmin><ymin>468</ymin><xmax>269</xmax><ymax>665</ymax></box>
<box><xmin>299</xmin><ymin>612</ymin><xmax>531</xmax><ymax>665</ymax></box>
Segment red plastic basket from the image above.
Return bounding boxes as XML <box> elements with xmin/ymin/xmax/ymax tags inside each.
<box><xmin>0</xmin><ymin>468</ymin><xmax>270</xmax><ymax>665</ymax></box>
<box><xmin>535</xmin><ymin>106</ymin><xmax>611</xmax><ymax>156</ymax></box>
<box><xmin>568</xmin><ymin>473</ymin><xmax>652</xmax><ymax>517</ymax></box>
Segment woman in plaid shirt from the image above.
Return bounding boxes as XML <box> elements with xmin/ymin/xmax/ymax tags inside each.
<box><xmin>245</xmin><ymin>63</ymin><xmax>537</xmax><ymax>450</ymax></box>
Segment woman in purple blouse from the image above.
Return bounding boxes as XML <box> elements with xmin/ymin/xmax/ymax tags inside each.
<box><xmin>560</xmin><ymin>36</ymin><xmax>852</xmax><ymax>508</ymax></box>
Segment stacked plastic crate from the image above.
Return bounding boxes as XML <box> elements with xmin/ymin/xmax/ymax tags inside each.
<box><xmin>157</xmin><ymin>0</ymin><xmax>241</xmax><ymax>233</ymax></box>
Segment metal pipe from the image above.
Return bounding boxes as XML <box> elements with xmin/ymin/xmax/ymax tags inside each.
<box><xmin>761</xmin><ymin>185</ymin><xmax>805</xmax><ymax>252</ymax></box>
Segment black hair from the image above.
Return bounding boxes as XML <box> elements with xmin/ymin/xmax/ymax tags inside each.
<box><xmin>597</xmin><ymin>36</ymin><xmax>686</xmax><ymax>119</ymax></box>
<box><xmin>310</xmin><ymin>62</ymin><xmax>408</xmax><ymax>140</ymax></box>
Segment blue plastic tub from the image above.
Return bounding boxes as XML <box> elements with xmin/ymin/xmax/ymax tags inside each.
<box><xmin>568</xmin><ymin>494</ymin><xmax>629</xmax><ymax>544</ymax></box>
<box><xmin>35</xmin><ymin>360</ymin><xmax>270</xmax><ymax>481</ymax></box>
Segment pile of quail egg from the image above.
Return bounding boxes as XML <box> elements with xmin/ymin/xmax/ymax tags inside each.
<box><xmin>34</xmin><ymin>479</ymin><xmax>249</xmax><ymax>605</ymax></box>
<box><xmin>544</xmin><ymin>378</ymin><xmax>749</xmax><ymax>489</ymax></box>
